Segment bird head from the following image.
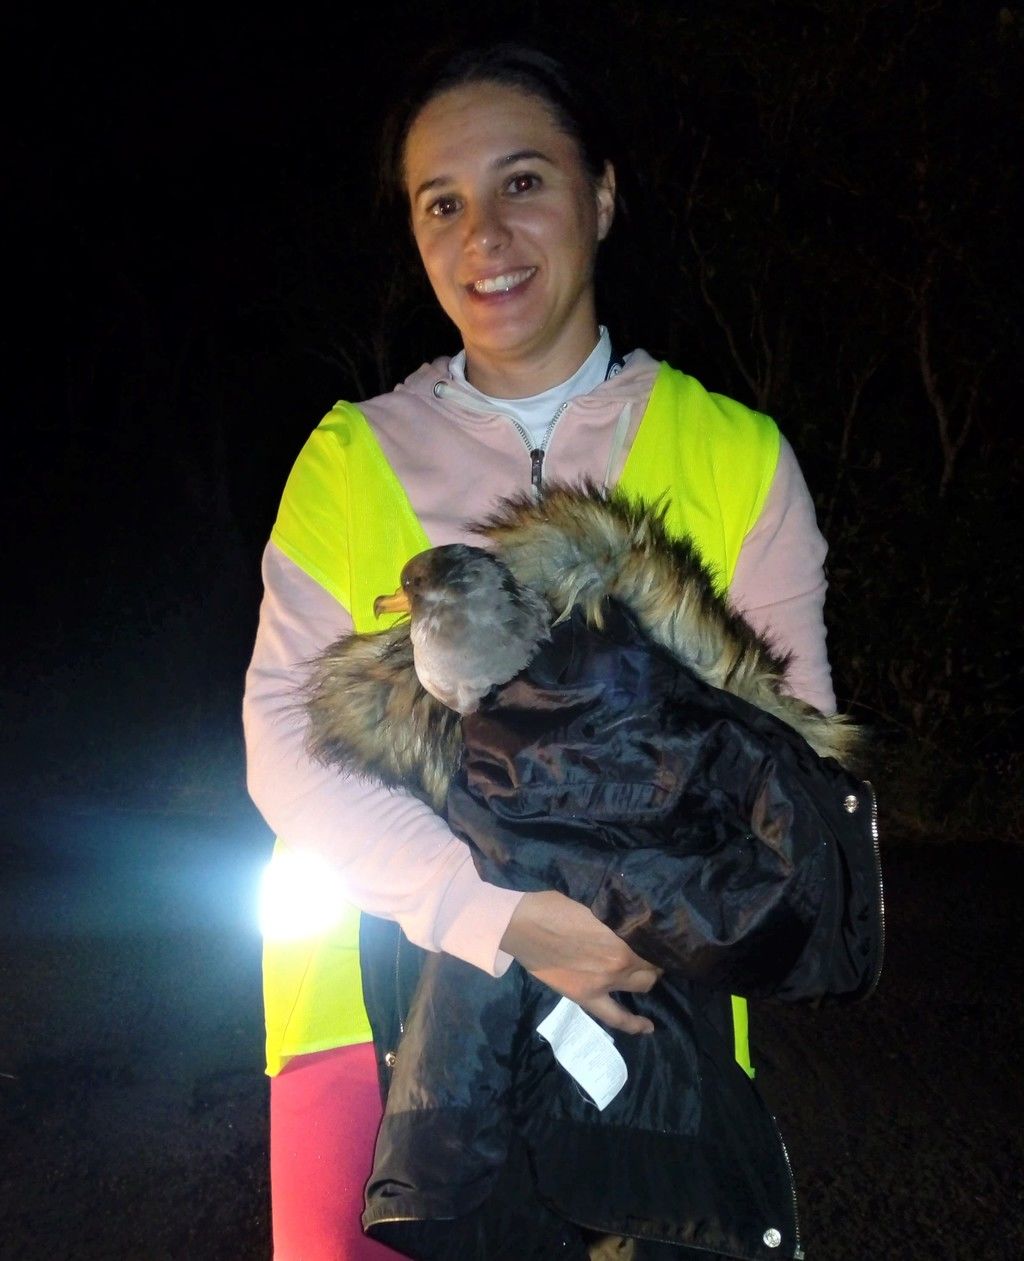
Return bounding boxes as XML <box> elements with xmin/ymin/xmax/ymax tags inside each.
<box><xmin>374</xmin><ymin>545</ymin><xmax>551</xmax><ymax>715</ymax></box>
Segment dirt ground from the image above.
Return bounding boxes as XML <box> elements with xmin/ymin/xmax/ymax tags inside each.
<box><xmin>0</xmin><ymin>797</ymin><xmax>1021</xmax><ymax>1260</ymax></box>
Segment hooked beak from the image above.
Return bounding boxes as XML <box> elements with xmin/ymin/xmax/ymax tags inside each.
<box><xmin>373</xmin><ymin>587</ymin><xmax>411</xmax><ymax>618</ymax></box>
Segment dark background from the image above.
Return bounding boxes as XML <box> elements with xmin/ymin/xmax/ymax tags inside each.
<box><xmin>5</xmin><ymin>0</ymin><xmax>1021</xmax><ymax>831</ymax></box>
<box><xmin>2</xmin><ymin>2</ymin><xmax>1022</xmax><ymax>1257</ymax></box>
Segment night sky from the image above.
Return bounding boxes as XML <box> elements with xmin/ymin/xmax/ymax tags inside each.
<box><xmin>4</xmin><ymin>2</ymin><xmax>1021</xmax><ymax>826</ymax></box>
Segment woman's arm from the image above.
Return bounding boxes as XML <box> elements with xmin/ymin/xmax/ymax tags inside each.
<box><xmin>244</xmin><ymin>540</ymin><xmax>660</xmax><ymax>1031</ymax></box>
<box><xmin>243</xmin><ymin>540</ymin><xmax>525</xmax><ymax>973</ymax></box>
<box><xmin>729</xmin><ymin>435</ymin><xmax>837</xmax><ymax>715</ymax></box>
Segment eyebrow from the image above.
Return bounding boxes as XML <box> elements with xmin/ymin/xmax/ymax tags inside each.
<box><xmin>411</xmin><ymin>149</ymin><xmax>553</xmax><ymax>202</ymax></box>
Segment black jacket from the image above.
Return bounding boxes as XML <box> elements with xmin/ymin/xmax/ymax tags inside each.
<box><xmin>307</xmin><ymin>487</ymin><xmax>885</xmax><ymax>1261</ymax></box>
<box><xmin>358</xmin><ymin>602</ymin><xmax>881</xmax><ymax>1260</ymax></box>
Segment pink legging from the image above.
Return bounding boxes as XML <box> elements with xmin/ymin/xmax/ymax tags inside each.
<box><xmin>269</xmin><ymin>1042</ymin><xmax>404</xmax><ymax>1260</ymax></box>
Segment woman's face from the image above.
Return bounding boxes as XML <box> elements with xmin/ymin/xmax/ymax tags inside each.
<box><xmin>403</xmin><ymin>80</ymin><xmax>615</xmax><ymax>397</ymax></box>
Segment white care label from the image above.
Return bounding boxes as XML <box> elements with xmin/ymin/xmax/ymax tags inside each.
<box><xmin>536</xmin><ymin>996</ymin><xmax>628</xmax><ymax>1110</ymax></box>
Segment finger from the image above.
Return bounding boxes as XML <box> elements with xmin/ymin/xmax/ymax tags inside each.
<box><xmin>583</xmin><ymin>994</ymin><xmax>655</xmax><ymax>1036</ymax></box>
<box><xmin>613</xmin><ymin>964</ymin><xmax>661</xmax><ymax>994</ymax></box>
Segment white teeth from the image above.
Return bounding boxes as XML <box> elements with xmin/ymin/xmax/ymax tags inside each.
<box><xmin>472</xmin><ymin>268</ymin><xmax>535</xmax><ymax>294</ymax></box>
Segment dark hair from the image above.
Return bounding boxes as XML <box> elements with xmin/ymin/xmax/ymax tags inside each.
<box><xmin>377</xmin><ymin>39</ymin><xmax>625</xmax><ymax>218</ymax></box>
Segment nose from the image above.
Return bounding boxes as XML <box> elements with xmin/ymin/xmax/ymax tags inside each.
<box><xmin>464</xmin><ymin>198</ymin><xmax>510</xmax><ymax>254</ymax></box>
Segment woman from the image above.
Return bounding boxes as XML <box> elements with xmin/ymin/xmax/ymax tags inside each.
<box><xmin>244</xmin><ymin>39</ymin><xmax>842</xmax><ymax>1260</ymax></box>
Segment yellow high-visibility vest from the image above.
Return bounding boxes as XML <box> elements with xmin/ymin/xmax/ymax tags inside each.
<box><xmin>262</xmin><ymin>362</ymin><xmax>779</xmax><ymax>1077</ymax></box>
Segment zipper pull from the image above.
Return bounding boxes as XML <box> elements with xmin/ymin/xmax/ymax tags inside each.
<box><xmin>530</xmin><ymin>448</ymin><xmax>544</xmax><ymax>494</ymax></box>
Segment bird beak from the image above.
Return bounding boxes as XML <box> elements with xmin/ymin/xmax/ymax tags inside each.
<box><xmin>373</xmin><ymin>587</ymin><xmax>411</xmax><ymax>618</ymax></box>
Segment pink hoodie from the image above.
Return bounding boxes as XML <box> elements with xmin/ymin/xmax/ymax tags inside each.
<box><xmin>243</xmin><ymin>350</ymin><xmax>835</xmax><ymax>979</ymax></box>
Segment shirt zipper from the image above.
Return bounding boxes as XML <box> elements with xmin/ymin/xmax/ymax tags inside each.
<box><xmin>433</xmin><ymin>377</ymin><xmax>580</xmax><ymax>495</ymax></box>
<box><xmin>505</xmin><ymin>400</ymin><xmax>570</xmax><ymax>495</ymax></box>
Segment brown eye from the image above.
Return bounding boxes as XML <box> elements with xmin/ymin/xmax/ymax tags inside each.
<box><xmin>428</xmin><ymin>195</ymin><xmax>460</xmax><ymax>218</ymax></box>
<box><xmin>508</xmin><ymin>172</ymin><xmax>539</xmax><ymax>194</ymax></box>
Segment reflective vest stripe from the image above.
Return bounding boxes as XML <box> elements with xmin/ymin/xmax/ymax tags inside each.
<box><xmin>616</xmin><ymin>362</ymin><xmax>778</xmax><ymax>594</ymax></box>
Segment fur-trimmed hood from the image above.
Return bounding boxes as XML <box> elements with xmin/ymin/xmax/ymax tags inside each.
<box><xmin>304</xmin><ymin>481</ymin><xmax>860</xmax><ymax>811</ymax></box>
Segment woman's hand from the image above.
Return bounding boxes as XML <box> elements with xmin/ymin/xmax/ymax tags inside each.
<box><xmin>499</xmin><ymin>890</ymin><xmax>661</xmax><ymax>1034</ymax></box>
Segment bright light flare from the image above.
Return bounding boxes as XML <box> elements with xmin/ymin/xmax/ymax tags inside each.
<box><xmin>259</xmin><ymin>847</ymin><xmax>350</xmax><ymax>941</ymax></box>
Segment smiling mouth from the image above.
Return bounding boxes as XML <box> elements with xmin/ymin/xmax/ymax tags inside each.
<box><xmin>470</xmin><ymin>268</ymin><xmax>536</xmax><ymax>295</ymax></box>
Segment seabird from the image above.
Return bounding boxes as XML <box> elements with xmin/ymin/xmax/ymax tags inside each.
<box><xmin>374</xmin><ymin>544</ymin><xmax>552</xmax><ymax>715</ymax></box>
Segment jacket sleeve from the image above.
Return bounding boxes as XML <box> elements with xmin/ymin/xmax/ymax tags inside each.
<box><xmin>729</xmin><ymin>436</ymin><xmax>836</xmax><ymax>715</ymax></box>
<box><xmin>243</xmin><ymin>539</ymin><xmax>524</xmax><ymax>975</ymax></box>
<box><xmin>451</xmin><ymin>721</ymin><xmax>882</xmax><ymax>1006</ymax></box>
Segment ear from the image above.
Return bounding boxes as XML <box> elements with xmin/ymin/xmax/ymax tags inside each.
<box><xmin>595</xmin><ymin>161</ymin><xmax>616</xmax><ymax>242</ymax></box>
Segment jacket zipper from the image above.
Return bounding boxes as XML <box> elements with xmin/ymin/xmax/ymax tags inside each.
<box><xmin>395</xmin><ymin>931</ymin><xmax>405</xmax><ymax>1038</ymax></box>
<box><xmin>771</xmin><ymin>1114</ymin><xmax>804</xmax><ymax>1259</ymax></box>
<box><xmin>861</xmin><ymin>780</ymin><xmax>886</xmax><ymax>999</ymax></box>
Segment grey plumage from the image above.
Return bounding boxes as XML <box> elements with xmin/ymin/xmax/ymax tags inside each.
<box><xmin>375</xmin><ymin>545</ymin><xmax>552</xmax><ymax>716</ymax></box>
